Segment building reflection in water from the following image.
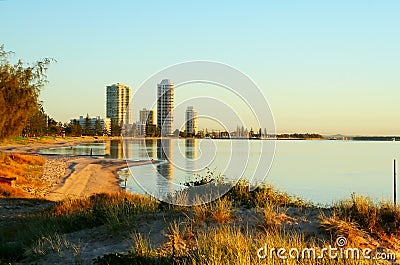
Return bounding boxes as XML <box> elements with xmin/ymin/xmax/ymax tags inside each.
<box><xmin>156</xmin><ymin>139</ymin><xmax>174</xmax><ymax>178</ymax></box>
<box><xmin>123</xmin><ymin>139</ymin><xmax>132</xmax><ymax>159</ymax></box>
<box><xmin>104</xmin><ymin>139</ymin><xmax>154</xmax><ymax>160</ymax></box>
<box><xmin>185</xmin><ymin>139</ymin><xmax>198</xmax><ymax>175</ymax></box>
<box><xmin>103</xmin><ymin>139</ymin><xmax>202</xmax><ymax>200</ymax></box>
<box><xmin>144</xmin><ymin>139</ymin><xmax>156</xmax><ymax>159</ymax></box>
<box><xmin>104</xmin><ymin>140</ymin><xmax>123</xmax><ymax>159</ymax></box>
<box><xmin>155</xmin><ymin>139</ymin><xmax>174</xmax><ymax>196</ymax></box>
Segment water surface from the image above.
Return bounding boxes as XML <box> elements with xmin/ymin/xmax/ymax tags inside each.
<box><xmin>39</xmin><ymin>139</ymin><xmax>400</xmax><ymax>205</ymax></box>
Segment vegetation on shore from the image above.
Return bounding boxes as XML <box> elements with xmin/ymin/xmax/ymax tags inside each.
<box><xmin>1</xmin><ymin>45</ymin><xmax>119</xmax><ymax>141</ymax></box>
<box><xmin>323</xmin><ymin>194</ymin><xmax>400</xmax><ymax>241</ymax></box>
<box><xmin>0</xmin><ymin>179</ymin><xmax>398</xmax><ymax>264</ymax></box>
<box><xmin>0</xmin><ymin>45</ymin><xmax>53</xmax><ymax>141</ymax></box>
<box><xmin>0</xmin><ymin>135</ymin><xmax>120</xmax><ymax>146</ymax></box>
<box><xmin>0</xmin><ymin>193</ymin><xmax>159</xmax><ymax>262</ymax></box>
<box><xmin>0</xmin><ymin>152</ymin><xmax>45</xmax><ymax>198</ymax></box>
<box><xmin>0</xmin><ymin>151</ymin><xmax>398</xmax><ymax>264</ymax></box>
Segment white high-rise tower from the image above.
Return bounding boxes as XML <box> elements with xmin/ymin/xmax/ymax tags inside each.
<box><xmin>185</xmin><ymin>106</ymin><xmax>198</xmax><ymax>136</ymax></box>
<box><xmin>157</xmin><ymin>79</ymin><xmax>174</xmax><ymax>136</ymax></box>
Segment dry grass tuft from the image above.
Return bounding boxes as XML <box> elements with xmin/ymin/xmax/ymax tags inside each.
<box><xmin>0</xmin><ymin>183</ymin><xmax>28</xmax><ymax>198</ymax></box>
<box><xmin>189</xmin><ymin>196</ymin><xmax>234</xmax><ymax>224</ymax></box>
<box><xmin>8</xmin><ymin>153</ymin><xmax>45</xmax><ymax>166</ymax></box>
<box><xmin>50</xmin><ymin>192</ymin><xmax>159</xmax><ymax>225</ymax></box>
<box><xmin>0</xmin><ymin>152</ymin><xmax>46</xmax><ymax>198</ymax></box>
<box><xmin>319</xmin><ymin>216</ymin><xmax>370</xmax><ymax>247</ymax></box>
<box><xmin>210</xmin><ymin>197</ymin><xmax>233</xmax><ymax>224</ymax></box>
<box><xmin>258</xmin><ymin>204</ymin><xmax>296</xmax><ymax>232</ymax></box>
<box><xmin>162</xmin><ymin>221</ymin><xmax>190</xmax><ymax>258</ymax></box>
<box><xmin>332</xmin><ymin>194</ymin><xmax>400</xmax><ymax>236</ymax></box>
<box><xmin>131</xmin><ymin>233</ymin><xmax>153</xmax><ymax>258</ymax></box>
<box><xmin>226</xmin><ymin>180</ymin><xmax>310</xmax><ymax>208</ymax></box>
<box><xmin>192</xmin><ymin>201</ymin><xmax>208</xmax><ymax>223</ymax></box>
<box><xmin>51</xmin><ymin>197</ymin><xmax>94</xmax><ymax>216</ymax></box>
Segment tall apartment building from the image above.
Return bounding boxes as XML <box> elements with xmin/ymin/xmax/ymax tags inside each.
<box><xmin>139</xmin><ymin>108</ymin><xmax>154</xmax><ymax>125</ymax></box>
<box><xmin>185</xmin><ymin>106</ymin><xmax>198</xmax><ymax>136</ymax></box>
<box><xmin>157</xmin><ymin>79</ymin><xmax>174</xmax><ymax>137</ymax></box>
<box><xmin>106</xmin><ymin>83</ymin><xmax>132</xmax><ymax>125</ymax></box>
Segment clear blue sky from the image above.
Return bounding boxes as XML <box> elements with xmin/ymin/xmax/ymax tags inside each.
<box><xmin>1</xmin><ymin>1</ymin><xmax>399</xmax><ymax>135</ymax></box>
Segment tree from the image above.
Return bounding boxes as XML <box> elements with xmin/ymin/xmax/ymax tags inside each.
<box><xmin>249</xmin><ymin>128</ymin><xmax>254</xmax><ymax>138</ymax></box>
<box><xmin>22</xmin><ymin>104</ymin><xmax>64</xmax><ymax>137</ymax></box>
<box><xmin>22</xmin><ymin>104</ymin><xmax>47</xmax><ymax>137</ymax></box>
<box><xmin>48</xmin><ymin>118</ymin><xmax>63</xmax><ymax>136</ymax></box>
<box><xmin>94</xmin><ymin>119</ymin><xmax>102</xmax><ymax>136</ymax></box>
<box><xmin>83</xmin><ymin>114</ymin><xmax>92</xmax><ymax>136</ymax></box>
<box><xmin>0</xmin><ymin>45</ymin><xmax>52</xmax><ymax>141</ymax></box>
<box><xmin>110</xmin><ymin>120</ymin><xmax>121</xmax><ymax>136</ymax></box>
<box><xmin>68</xmin><ymin>119</ymin><xmax>82</xmax><ymax>137</ymax></box>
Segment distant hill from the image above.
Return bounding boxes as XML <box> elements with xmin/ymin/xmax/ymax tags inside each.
<box><xmin>352</xmin><ymin>136</ymin><xmax>398</xmax><ymax>141</ymax></box>
<box><xmin>276</xmin><ymin>133</ymin><xmax>323</xmax><ymax>139</ymax></box>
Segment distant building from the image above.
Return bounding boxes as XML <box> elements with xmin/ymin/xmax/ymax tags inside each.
<box><xmin>139</xmin><ymin>108</ymin><xmax>154</xmax><ymax>125</ymax></box>
<box><xmin>104</xmin><ymin>118</ymin><xmax>111</xmax><ymax>134</ymax></box>
<box><xmin>185</xmin><ymin>106</ymin><xmax>198</xmax><ymax>137</ymax></box>
<box><xmin>136</xmin><ymin>122</ymin><xmax>146</xmax><ymax>136</ymax></box>
<box><xmin>157</xmin><ymin>79</ymin><xmax>174</xmax><ymax>137</ymax></box>
<box><xmin>106</xmin><ymin>83</ymin><xmax>132</xmax><ymax>126</ymax></box>
<box><xmin>70</xmin><ymin>115</ymin><xmax>110</xmax><ymax>135</ymax></box>
<box><xmin>145</xmin><ymin>124</ymin><xmax>157</xmax><ymax>137</ymax></box>
<box><xmin>137</xmin><ymin>108</ymin><xmax>156</xmax><ymax>137</ymax></box>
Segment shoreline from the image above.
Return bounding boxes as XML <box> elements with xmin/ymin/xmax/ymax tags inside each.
<box><xmin>0</xmin><ymin>137</ymin><xmax>152</xmax><ymax>201</ymax></box>
<box><xmin>42</xmin><ymin>156</ymin><xmax>156</xmax><ymax>201</ymax></box>
<box><xmin>1</xmin><ymin>136</ymin><xmax>398</xmax><ymax>202</ymax></box>
<box><xmin>0</xmin><ymin>136</ymin><xmax>121</xmax><ymax>154</ymax></box>
<box><xmin>43</xmin><ymin>156</ymin><xmax>132</xmax><ymax>201</ymax></box>
<box><xmin>42</xmin><ymin>156</ymin><xmax>158</xmax><ymax>201</ymax></box>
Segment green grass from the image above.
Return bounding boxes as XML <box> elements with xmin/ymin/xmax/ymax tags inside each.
<box><xmin>0</xmin><ymin>193</ymin><xmax>159</xmax><ymax>261</ymax></box>
<box><xmin>95</xmin><ymin>225</ymin><xmax>383</xmax><ymax>265</ymax></box>
<box><xmin>1</xmin><ymin>181</ymin><xmax>399</xmax><ymax>264</ymax></box>
<box><xmin>92</xmin><ymin>183</ymin><xmax>399</xmax><ymax>265</ymax></box>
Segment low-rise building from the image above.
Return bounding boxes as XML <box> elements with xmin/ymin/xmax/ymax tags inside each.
<box><xmin>70</xmin><ymin>115</ymin><xmax>111</xmax><ymax>135</ymax></box>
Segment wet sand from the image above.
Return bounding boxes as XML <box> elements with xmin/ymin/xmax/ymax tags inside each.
<box><xmin>0</xmin><ymin>137</ymin><xmax>152</xmax><ymax>201</ymax></box>
<box><xmin>45</xmin><ymin>157</ymin><xmax>153</xmax><ymax>201</ymax></box>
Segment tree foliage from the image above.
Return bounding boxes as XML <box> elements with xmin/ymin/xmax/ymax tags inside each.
<box><xmin>94</xmin><ymin>119</ymin><xmax>103</xmax><ymax>136</ymax></box>
<box><xmin>110</xmin><ymin>120</ymin><xmax>121</xmax><ymax>136</ymax></box>
<box><xmin>67</xmin><ymin>119</ymin><xmax>83</xmax><ymax>137</ymax></box>
<box><xmin>83</xmin><ymin>113</ymin><xmax>92</xmax><ymax>136</ymax></box>
<box><xmin>0</xmin><ymin>45</ymin><xmax>52</xmax><ymax>140</ymax></box>
<box><xmin>22</xmin><ymin>103</ymin><xmax>47</xmax><ymax>136</ymax></box>
<box><xmin>277</xmin><ymin>133</ymin><xmax>323</xmax><ymax>139</ymax></box>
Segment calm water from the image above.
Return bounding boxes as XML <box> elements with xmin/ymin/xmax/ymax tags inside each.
<box><xmin>39</xmin><ymin>139</ymin><xmax>400</xmax><ymax>205</ymax></box>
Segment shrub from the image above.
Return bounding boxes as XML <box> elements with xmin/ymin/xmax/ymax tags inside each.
<box><xmin>331</xmin><ymin>194</ymin><xmax>400</xmax><ymax>236</ymax></box>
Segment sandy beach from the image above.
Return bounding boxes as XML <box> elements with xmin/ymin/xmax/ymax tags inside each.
<box><xmin>44</xmin><ymin>157</ymin><xmax>155</xmax><ymax>201</ymax></box>
<box><xmin>45</xmin><ymin>157</ymin><xmax>125</xmax><ymax>201</ymax></box>
<box><xmin>0</xmin><ymin>137</ymin><xmax>152</xmax><ymax>201</ymax></box>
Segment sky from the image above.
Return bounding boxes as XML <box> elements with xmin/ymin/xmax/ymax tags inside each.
<box><xmin>1</xmin><ymin>0</ymin><xmax>399</xmax><ymax>135</ymax></box>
